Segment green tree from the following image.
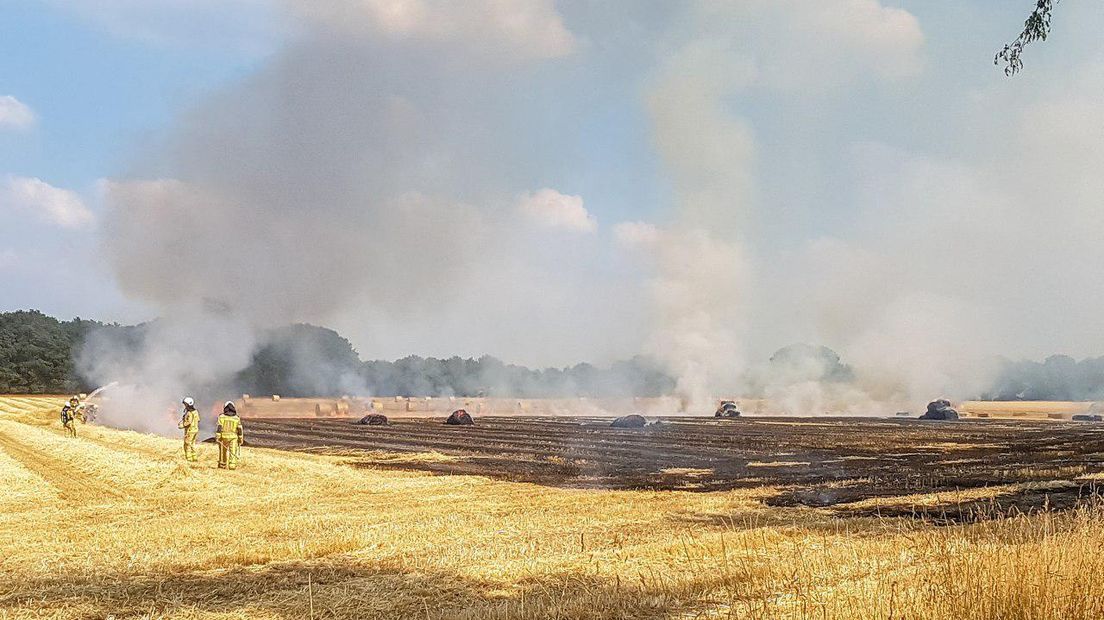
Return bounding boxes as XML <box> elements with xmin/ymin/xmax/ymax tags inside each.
<box><xmin>0</xmin><ymin>310</ymin><xmax>102</xmax><ymax>393</ymax></box>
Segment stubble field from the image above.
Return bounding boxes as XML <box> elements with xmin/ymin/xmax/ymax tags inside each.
<box><xmin>2</xmin><ymin>395</ymin><xmax>1104</xmax><ymax>619</ymax></box>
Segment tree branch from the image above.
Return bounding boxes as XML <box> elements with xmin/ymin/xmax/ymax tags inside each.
<box><xmin>995</xmin><ymin>0</ymin><xmax>1059</xmax><ymax>76</ymax></box>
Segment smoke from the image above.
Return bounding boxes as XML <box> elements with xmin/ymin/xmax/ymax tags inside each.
<box><xmin>642</xmin><ymin>229</ymin><xmax>750</xmax><ymax>411</ymax></box>
<box><xmin>85</xmin><ymin>0</ymin><xmax>635</xmax><ymax>431</ymax></box>
<box><xmin>640</xmin><ymin>30</ymin><xmax>757</xmax><ymax>412</ymax></box>
<box><xmin>629</xmin><ymin>0</ymin><xmax>1013</xmax><ymax>413</ymax></box>
<box><xmin>77</xmin><ymin>305</ymin><xmax>257</xmax><ymax>434</ymax></box>
<box><xmin>81</xmin><ymin>0</ymin><xmax>1104</xmax><ymax>424</ymax></box>
<box><xmin>622</xmin><ymin>0</ymin><xmax>1070</xmax><ymax>413</ymax></box>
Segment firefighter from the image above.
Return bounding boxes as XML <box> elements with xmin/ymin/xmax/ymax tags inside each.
<box><xmin>60</xmin><ymin>396</ymin><xmax>80</xmax><ymax>437</ymax></box>
<box><xmin>178</xmin><ymin>397</ymin><xmax>200</xmax><ymax>462</ymax></box>
<box><xmin>215</xmin><ymin>401</ymin><xmax>244</xmax><ymax>470</ymax></box>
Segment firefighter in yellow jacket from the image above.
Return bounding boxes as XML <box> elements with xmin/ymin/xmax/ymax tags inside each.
<box><xmin>178</xmin><ymin>396</ymin><xmax>200</xmax><ymax>462</ymax></box>
<box><xmin>60</xmin><ymin>396</ymin><xmax>80</xmax><ymax>437</ymax></box>
<box><xmin>216</xmin><ymin>401</ymin><xmax>244</xmax><ymax>470</ymax></box>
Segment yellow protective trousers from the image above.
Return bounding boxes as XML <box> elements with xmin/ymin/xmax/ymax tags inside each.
<box><xmin>217</xmin><ymin>437</ymin><xmax>240</xmax><ymax>470</ymax></box>
<box><xmin>183</xmin><ymin>431</ymin><xmax>198</xmax><ymax>462</ymax></box>
<box><xmin>64</xmin><ymin>420</ymin><xmax>77</xmax><ymax>438</ymax></box>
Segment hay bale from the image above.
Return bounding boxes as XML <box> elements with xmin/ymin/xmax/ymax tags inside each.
<box><xmin>919</xmin><ymin>399</ymin><xmax>959</xmax><ymax>420</ymax></box>
<box><xmin>356</xmin><ymin>414</ymin><xmax>389</xmax><ymax>426</ymax></box>
<box><xmin>610</xmin><ymin>414</ymin><xmax>647</xmax><ymax>428</ymax></box>
<box><xmin>445</xmin><ymin>409</ymin><xmax>474</xmax><ymax>425</ymax></box>
<box><xmin>714</xmin><ymin>401</ymin><xmax>741</xmax><ymax>418</ymax></box>
<box><xmin>1072</xmin><ymin>414</ymin><xmax>1102</xmax><ymax>422</ymax></box>
<box><xmin>272</xmin><ymin>395</ymin><xmax>281</xmax><ymax>402</ymax></box>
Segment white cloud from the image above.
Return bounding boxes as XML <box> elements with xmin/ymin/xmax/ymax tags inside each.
<box><xmin>291</xmin><ymin>0</ymin><xmax>575</xmax><ymax>60</ymax></box>
<box><xmin>0</xmin><ymin>96</ymin><xmax>36</xmax><ymax>131</ymax></box>
<box><xmin>1</xmin><ymin>176</ymin><xmax>94</xmax><ymax>228</ymax></box>
<box><xmin>614</xmin><ymin>221</ymin><xmax>661</xmax><ymax>250</ymax></box>
<box><xmin>517</xmin><ymin>188</ymin><xmax>596</xmax><ymax>233</ymax></box>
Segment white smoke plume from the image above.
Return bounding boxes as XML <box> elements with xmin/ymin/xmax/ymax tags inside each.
<box><xmin>78</xmin><ymin>305</ymin><xmax>257</xmax><ymax>434</ymax></box>
<box><xmin>639</xmin><ymin>21</ymin><xmax>759</xmax><ymax>412</ymax></box>
<box><xmin>634</xmin><ymin>0</ymin><xmax>940</xmax><ymax>414</ymax></box>
<box><xmin>80</xmin><ymin>0</ymin><xmax>1104</xmax><ymax>425</ymax></box>
<box><xmin>84</xmin><ymin>0</ymin><xmax>628</xmax><ymax>431</ymax></box>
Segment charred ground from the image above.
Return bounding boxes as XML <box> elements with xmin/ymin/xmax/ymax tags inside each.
<box><xmin>246</xmin><ymin>416</ymin><xmax>1104</xmax><ymax>523</ymax></box>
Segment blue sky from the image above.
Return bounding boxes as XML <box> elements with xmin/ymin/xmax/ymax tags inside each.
<box><xmin>0</xmin><ymin>1</ymin><xmax>274</xmax><ymax>320</ymax></box>
<box><xmin>4</xmin><ymin>0</ymin><xmax>1104</xmax><ymax>384</ymax></box>
<box><xmin>0</xmin><ymin>2</ymin><xmax>267</xmax><ymax>188</ymax></box>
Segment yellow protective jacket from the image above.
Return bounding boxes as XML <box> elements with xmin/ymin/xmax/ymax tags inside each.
<box><xmin>216</xmin><ymin>413</ymin><xmax>244</xmax><ymax>441</ymax></box>
<box><xmin>179</xmin><ymin>409</ymin><xmax>200</xmax><ymax>433</ymax></box>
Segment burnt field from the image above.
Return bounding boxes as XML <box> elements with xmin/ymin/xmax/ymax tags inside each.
<box><xmin>245</xmin><ymin>416</ymin><xmax>1104</xmax><ymax>521</ymax></box>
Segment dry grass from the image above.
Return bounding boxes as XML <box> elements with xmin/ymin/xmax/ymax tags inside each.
<box><xmin>958</xmin><ymin>400</ymin><xmax>1095</xmax><ymax>419</ymax></box>
<box><xmin>1</xmin><ymin>396</ymin><xmax>1103</xmax><ymax>619</ymax></box>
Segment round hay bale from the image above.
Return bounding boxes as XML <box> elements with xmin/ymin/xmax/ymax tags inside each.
<box><xmin>919</xmin><ymin>399</ymin><xmax>959</xmax><ymax>420</ymax></box>
<box><xmin>356</xmin><ymin>414</ymin><xmax>389</xmax><ymax>426</ymax></box>
<box><xmin>714</xmin><ymin>401</ymin><xmax>741</xmax><ymax>418</ymax></box>
<box><xmin>445</xmin><ymin>409</ymin><xmax>474</xmax><ymax>425</ymax></box>
<box><xmin>271</xmin><ymin>395</ymin><xmax>281</xmax><ymax>401</ymax></box>
<box><xmin>610</xmin><ymin>414</ymin><xmax>647</xmax><ymax>428</ymax></box>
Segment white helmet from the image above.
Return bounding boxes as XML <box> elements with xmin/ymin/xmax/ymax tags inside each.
<box><xmin>182</xmin><ymin>397</ymin><xmax>195</xmax><ymax>407</ymax></box>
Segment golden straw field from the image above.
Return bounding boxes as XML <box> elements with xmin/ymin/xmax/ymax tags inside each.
<box><xmin>2</xmin><ymin>395</ymin><xmax>1103</xmax><ymax>619</ymax></box>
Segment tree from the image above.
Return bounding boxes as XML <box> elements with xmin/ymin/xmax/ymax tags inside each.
<box><xmin>996</xmin><ymin>1</ymin><xmax>1059</xmax><ymax>76</ymax></box>
<box><xmin>0</xmin><ymin>310</ymin><xmax>105</xmax><ymax>393</ymax></box>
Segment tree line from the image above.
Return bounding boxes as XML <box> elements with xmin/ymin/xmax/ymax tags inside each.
<box><xmin>0</xmin><ymin>310</ymin><xmax>674</xmax><ymax>397</ymax></box>
<box><xmin>7</xmin><ymin>309</ymin><xmax>1104</xmax><ymax>401</ymax></box>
